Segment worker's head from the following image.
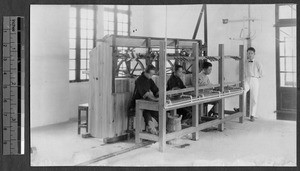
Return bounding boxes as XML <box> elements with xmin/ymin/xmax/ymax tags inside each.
<box><xmin>247</xmin><ymin>47</ymin><xmax>256</xmax><ymax>60</ymax></box>
<box><xmin>144</xmin><ymin>64</ymin><xmax>156</xmax><ymax>79</ymax></box>
<box><xmin>174</xmin><ymin>65</ymin><xmax>183</xmax><ymax>77</ymax></box>
<box><xmin>202</xmin><ymin>61</ymin><xmax>212</xmax><ymax>75</ymax></box>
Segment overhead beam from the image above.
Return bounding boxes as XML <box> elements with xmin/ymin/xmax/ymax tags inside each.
<box><xmin>192</xmin><ymin>5</ymin><xmax>205</xmax><ymax>39</ymax></box>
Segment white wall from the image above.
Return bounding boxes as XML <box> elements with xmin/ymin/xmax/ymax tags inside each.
<box><xmin>30</xmin><ymin>5</ymin><xmax>70</xmax><ymax>128</ymax></box>
<box><xmin>142</xmin><ymin>4</ymin><xmax>276</xmax><ymax>119</ymax></box>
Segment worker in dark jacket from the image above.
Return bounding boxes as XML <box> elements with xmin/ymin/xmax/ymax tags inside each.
<box><xmin>167</xmin><ymin>65</ymin><xmax>192</xmax><ymax>124</ymax></box>
<box><xmin>130</xmin><ymin>64</ymin><xmax>159</xmax><ymax>134</ymax></box>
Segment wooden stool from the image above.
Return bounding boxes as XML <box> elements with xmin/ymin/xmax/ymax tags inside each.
<box><xmin>78</xmin><ymin>103</ymin><xmax>89</xmax><ymax>134</ymax></box>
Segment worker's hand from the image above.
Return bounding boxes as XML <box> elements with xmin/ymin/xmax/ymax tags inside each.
<box><xmin>172</xmin><ymin>87</ymin><xmax>180</xmax><ymax>90</ymax></box>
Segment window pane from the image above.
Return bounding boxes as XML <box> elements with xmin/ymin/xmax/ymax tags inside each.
<box><xmin>80</xmin><ymin>49</ymin><xmax>87</xmax><ymax>59</ymax></box>
<box><xmin>117</xmin><ymin>31</ymin><xmax>122</xmax><ymax>35</ymax></box>
<box><xmin>87</xmin><ymin>30</ymin><xmax>94</xmax><ymax>38</ymax></box>
<box><xmin>104</xmin><ymin>30</ymin><xmax>109</xmax><ymax>35</ymax></box>
<box><xmin>117</xmin><ymin>5</ymin><xmax>129</xmax><ymax>10</ymax></box>
<box><xmin>80</xmin><ymin>9</ymin><xmax>87</xmax><ymax>19</ymax></box>
<box><xmin>80</xmin><ymin>19</ymin><xmax>87</xmax><ymax>29</ymax></box>
<box><xmin>104</xmin><ymin>21</ymin><xmax>108</xmax><ymax>30</ymax></box>
<box><xmin>81</xmin><ymin>29</ymin><xmax>87</xmax><ymax>38</ymax></box>
<box><xmin>109</xmin><ymin>22</ymin><xmax>114</xmax><ymax>30</ymax></box>
<box><xmin>69</xmin><ymin>49</ymin><xmax>76</xmax><ymax>59</ymax></box>
<box><xmin>279</xmin><ymin>42</ymin><xmax>285</xmax><ymax>56</ymax></box>
<box><xmin>117</xmin><ymin>13</ymin><xmax>124</xmax><ymax>23</ymax></box>
<box><xmin>69</xmin><ymin>28</ymin><xmax>76</xmax><ymax>38</ymax></box>
<box><xmin>122</xmin><ymin>32</ymin><xmax>128</xmax><ymax>36</ymax></box>
<box><xmin>286</xmin><ymin>73</ymin><xmax>293</xmax><ymax>82</ymax></box>
<box><xmin>81</xmin><ymin>60</ymin><xmax>87</xmax><ymax>69</ymax></box>
<box><xmin>87</xmin><ymin>59</ymin><xmax>90</xmax><ymax>69</ymax></box>
<box><xmin>279</xmin><ymin>5</ymin><xmax>294</xmax><ymax>19</ymax></box>
<box><xmin>104</xmin><ymin>5</ymin><xmax>114</xmax><ymax>9</ymax></box>
<box><xmin>280</xmin><ymin>57</ymin><xmax>285</xmax><ymax>71</ymax></box>
<box><xmin>280</xmin><ymin>73</ymin><xmax>285</xmax><ymax>87</ymax></box>
<box><xmin>118</xmin><ymin>23</ymin><xmax>123</xmax><ymax>32</ymax></box>
<box><xmin>81</xmin><ymin>39</ymin><xmax>87</xmax><ymax>48</ymax></box>
<box><xmin>280</xmin><ymin>27</ymin><xmax>291</xmax><ymax>41</ymax></box>
<box><xmin>87</xmin><ymin>40</ymin><xmax>94</xmax><ymax>49</ymax></box>
<box><xmin>123</xmin><ymin>23</ymin><xmax>128</xmax><ymax>32</ymax></box>
<box><xmin>69</xmin><ymin>39</ymin><xmax>76</xmax><ymax>48</ymax></box>
<box><xmin>70</xmin><ymin>7</ymin><xmax>77</xmax><ymax>18</ymax></box>
<box><xmin>285</xmin><ymin>57</ymin><xmax>296</xmax><ymax>72</ymax></box>
<box><xmin>80</xmin><ymin>70</ymin><xmax>87</xmax><ymax>79</ymax></box>
<box><xmin>69</xmin><ymin>18</ymin><xmax>76</xmax><ymax>28</ymax></box>
<box><xmin>122</xmin><ymin>14</ymin><xmax>128</xmax><ymax>23</ymax></box>
<box><xmin>285</xmin><ymin>37</ymin><xmax>296</xmax><ymax>56</ymax></box>
<box><xmin>87</xmin><ymin>20</ymin><xmax>94</xmax><ymax>29</ymax></box>
<box><xmin>69</xmin><ymin>70</ymin><xmax>76</xmax><ymax>80</ymax></box>
<box><xmin>69</xmin><ymin>60</ymin><xmax>76</xmax><ymax>69</ymax></box>
<box><xmin>87</xmin><ymin>9</ymin><xmax>94</xmax><ymax>19</ymax></box>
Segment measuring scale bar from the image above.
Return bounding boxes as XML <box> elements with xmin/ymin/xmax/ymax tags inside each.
<box><xmin>2</xmin><ymin>16</ymin><xmax>25</xmax><ymax>155</ymax></box>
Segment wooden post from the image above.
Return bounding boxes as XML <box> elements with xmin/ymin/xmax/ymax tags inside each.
<box><xmin>158</xmin><ymin>41</ymin><xmax>167</xmax><ymax>152</ymax></box>
<box><xmin>135</xmin><ymin>106</ymin><xmax>142</xmax><ymax>144</ymax></box>
<box><xmin>198</xmin><ymin>40</ymin><xmax>203</xmax><ymax>123</ymax></box>
<box><xmin>204</xmin><ymin>4</ymin><xmax>208</xmax><ymax>54</ymax></box>
<box><xmin>218</xmin><ymin>44</ymin><xmax>225</xmax><ymax>131</ymax></box>
<box><xmin>191</xmin><ymin>43</ymin><xmax>199</xmax><ymax>140</ymax></box>
<box><xmin>192</xmin><ymin>5</ymin><xmax>205</xmax><ymax>39</ymax></box>
<box><xmin>239</xmin><ymin>45</ymin><xmax>245</xmax><ymax>123</ymax></box>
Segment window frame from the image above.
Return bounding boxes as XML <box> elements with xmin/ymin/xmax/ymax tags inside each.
<box><xmin>103</xmin><ymin>5</ymin><xmax>131</xmax><ymax>37</ymax></box>
<box><xmin>275</xmin><ymin>4</ymin><xmax>297</xmax><ymax>88</ymax></box>
<box><xmin>69</xmin><ymin>5</ymin><xmax>97</xmax><ymax>83</ymax></box>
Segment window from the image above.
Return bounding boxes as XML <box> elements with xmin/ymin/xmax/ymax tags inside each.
<box><xmin>279</xmin><ymin>26</ymin><xmax>296</xmax><ymax>87</ymax></box>
<box><xmin>276</xmin><ymin>4</ymin><xmax>297</xmax><ymax>87</ymax></box>
<box><xmin>104</xmin><ymin>5</ymin><xmax>130</xmax><ymax>77</ymax></box>
<box><xmin>103</xmin><ymin>5</ymin><xmax>130</xmax><ymax>36</ymax></box>
<box><xmin>69</xmin><ymin>6</ymin><xmax>96</xmax><ymax>82</ymax></box>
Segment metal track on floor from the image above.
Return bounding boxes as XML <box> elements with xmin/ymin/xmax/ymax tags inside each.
<box><xmin>75</xmin><ymin>141</ymin><xmax>153</xmax><ymax>166</ymax></box>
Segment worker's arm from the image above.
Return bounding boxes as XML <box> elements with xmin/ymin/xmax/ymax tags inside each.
<box><xmin>143</xmin><ymin>91</ymin><xmax>159</xmax><ymax>101</ymax></box>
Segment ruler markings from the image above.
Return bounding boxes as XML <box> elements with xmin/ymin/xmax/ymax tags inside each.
<box><xmin>2</xmin><ymin>16</ymin><xmax>24</xmax><ymax>155</ymax></box>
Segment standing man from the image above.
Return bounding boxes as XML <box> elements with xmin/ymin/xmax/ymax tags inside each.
<box><xmin>167</xmin><ymin>65</ymin><xmax>192</xmax><ymax>124</ymax></box>
<box><xmin>129</xmin><ymin>64</ymin><xmax>159</xmax><ymax>134</ymax></box>
<box><xmin>245</xmin><ymin>47</ymin><xmax>263</xmax><ymax>122</ymax></box>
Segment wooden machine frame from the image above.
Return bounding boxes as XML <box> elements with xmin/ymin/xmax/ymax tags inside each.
<box><xmin>134</xmin><ymin>41</ymin><xmax>246</xmax><ymax>152</ymax></box>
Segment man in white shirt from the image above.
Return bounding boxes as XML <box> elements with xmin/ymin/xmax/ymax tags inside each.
<box><xmin>198</xmin><ymin>62</ymin><xmax>213</xmax><ymax>86</ymax></box>
<box><xmin>197</xmin><ymin>61</ymin><xmax>217</xmax><ymax>117</ymax></box>
<box><xmin>245</xmin><ymin>47</ymin><xmax>263</xmax><ymax>122</ymax></box>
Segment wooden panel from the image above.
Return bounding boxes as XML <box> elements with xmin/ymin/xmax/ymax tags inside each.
<box><xmin>113</xmin><ymin>92</ymin><xmax>131</xmax><ymax>136</ymax></box>
<box><xmin>89</xmin><ymin>42</ymin><xmax>114</xmax><ymax>138</ymax></box>
<box><xmin>115</xmin><ymin>78</ymin><xmax>130</xmax><ymax>93</ymax></box>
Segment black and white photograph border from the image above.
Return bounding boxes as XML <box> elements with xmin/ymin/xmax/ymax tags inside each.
<box><xmin>17</xmin><ymin>1</ymin><xmax>300</xmax><ymax>168</ymax></box>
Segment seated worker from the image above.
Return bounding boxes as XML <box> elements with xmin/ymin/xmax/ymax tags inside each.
<box><xmin>167</xmin><ymin>65</ymin><xmax>192</xmax><ymax>124</ymax></box>
<box><xmin>129</xmin><ymin>64</ymin><xmax>159</xmax><ymax>134</ymax></box>
<box><xmin>198</xmin><ymin>61</ymin><xmax>218</xmax><ymax>117</ymax></box>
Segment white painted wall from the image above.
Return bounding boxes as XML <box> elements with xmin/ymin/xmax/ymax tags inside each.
<box><xmin>30</xmin><ymin>5</ymin><xmax>70</xmax><ymax>128</ymax></box>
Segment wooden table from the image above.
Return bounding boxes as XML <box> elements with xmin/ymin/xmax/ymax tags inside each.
<box><xmin>135</xmin><ymin>88</ymin><xmax>244</xmax><ymax>152</ymax></box>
